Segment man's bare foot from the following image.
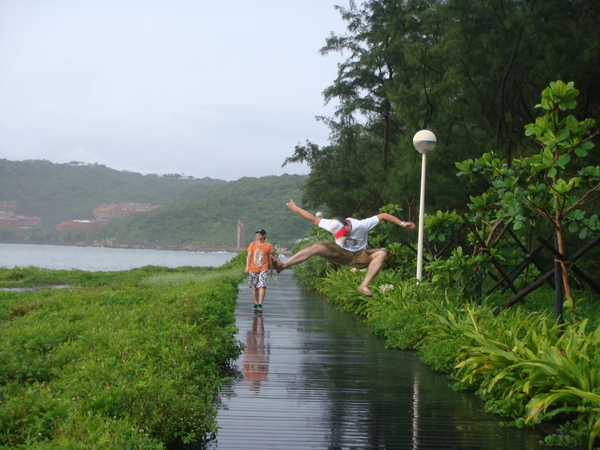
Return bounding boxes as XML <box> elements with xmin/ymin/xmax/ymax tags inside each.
<box><xmin>270</xmin><ymin>255</ymin><xmax>283</xmax><ymax>273</ymax></box>
<box><xmin>357</xmin><ymin>285</ymin><xmax>373</xmax><ymax>297</ymax></box>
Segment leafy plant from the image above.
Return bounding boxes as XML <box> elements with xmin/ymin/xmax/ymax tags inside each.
<box><xmin>450</xmin><ymin>310</ymin><xmax>600</xmax><ymax>448</ymax></box>
<box><xmin>456</xmin><ymin>81</ymin><xmax>600</xmax><ymax>317</ymax></box>
<box><xmin>0</xmin><ymin>261</ymin><xmax>245</xmax><ymax>447</ymax></box>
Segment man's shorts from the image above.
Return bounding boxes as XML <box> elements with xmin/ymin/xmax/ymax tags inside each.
<box><xmin>248</xmin><ymin>270</ymin><xmax>269</xmax><ymax>289</ymax></box>
<box><xmin>319</xmin><ymin>241</ymin><xmax>384</xmax><ymax>269</ymax></box>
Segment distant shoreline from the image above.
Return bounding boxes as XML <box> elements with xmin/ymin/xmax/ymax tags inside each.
<box><xmin>0</xmin><ymin>239</ymin><xmax>240</xmax><ymax>253</ymax></box>
<box><xmin>91</xmin><ymin>239</ymin><xmax>242</xmax><ymax>253</ymax></box>
<box><xmin>0</xmin><ymin>240</ymin><xmax>292</xmax><ymax>255</ymax></box>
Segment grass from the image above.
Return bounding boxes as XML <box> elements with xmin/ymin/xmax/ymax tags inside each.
<box><xmin>0</xmin><ymin>253</ymin><xmax>246</xmax><ymax>448</ymax></box>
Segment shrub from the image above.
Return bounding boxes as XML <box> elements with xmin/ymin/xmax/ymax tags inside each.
<box><xmin>0</xmin><ymin>264</ymin><xmax>244</xmax><ymax>447</ymax></box>
<box><xmin>309</xmin><ymin>257</ymin><xmax>600</xmax><ymax>448</ymax></box>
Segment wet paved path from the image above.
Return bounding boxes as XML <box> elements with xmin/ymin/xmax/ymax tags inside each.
<box><xmin>207</xmin><ymin>271</ymin><xmax>545</xmax><ymax>449</ymax></box>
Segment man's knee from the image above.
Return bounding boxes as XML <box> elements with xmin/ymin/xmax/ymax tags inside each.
<box><xmin>312</xmin><ymin>242</ymin><xmax>333</xmax><ymax>256</ymax></box>
<box><xmin>371</xmin><ymin>250</ymin><xmax>388</xmax><ymax>263</ymax></box>
<box><xmin>376</xmin><ymin>249</ymin><xmax>388</xmax><ymax>258</ymax></box>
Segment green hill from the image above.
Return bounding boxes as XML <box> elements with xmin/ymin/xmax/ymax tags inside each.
<box><xmin>0</xmin><ymin>159</ymin><xmax>313</xmax><ymax>249</ymax></box>
<box><xmin>107</xmin><ymin>174</ymin><xmax>313</xmax><ymax>248</ymax></box>
<box><xmin>0</xmin><ymin>159</ymin><xmax>225</xmax><ymax>226</ymax></box>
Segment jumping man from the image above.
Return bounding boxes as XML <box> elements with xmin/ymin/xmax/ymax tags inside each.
<box><xmin>271</xmin><ymin>199</ymin><xmax>415</xmax><ymax>296</ymax></box>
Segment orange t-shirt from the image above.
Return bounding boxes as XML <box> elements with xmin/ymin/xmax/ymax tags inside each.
<box><xmin>247</xmin><ymin>241</ymin><xmax>273</xmax><ymax>273</ymax></box>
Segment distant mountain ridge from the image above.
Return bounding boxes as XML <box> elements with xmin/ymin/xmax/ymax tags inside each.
<box><xmin>0</xmin><ymin>159</ymin><xmax>225</xmax><ymax>225</ymax></box>
<box><xmin>0</xmin><ymin>159</ymin><xmax>313</xmax><ymax>248</ymax></box>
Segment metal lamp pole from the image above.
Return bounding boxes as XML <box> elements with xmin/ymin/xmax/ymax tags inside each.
<box><xmin>412</xmin><ymin>130</ymin><xmax>437</xmax><ymax>282</ymax></box>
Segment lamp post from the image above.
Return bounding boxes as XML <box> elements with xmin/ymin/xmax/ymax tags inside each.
<box><xmin>412</xmin><ymin>129</ymin><xmax>437</xmax><ymax>282</ymax></box>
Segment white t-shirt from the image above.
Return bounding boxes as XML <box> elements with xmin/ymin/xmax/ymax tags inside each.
<box><xmin>318</xmin><ymin>216</ymin><xmax>380</xmax><ymax>252</ymax></box>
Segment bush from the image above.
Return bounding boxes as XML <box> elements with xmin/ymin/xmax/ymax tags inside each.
<box><xmin>305</xmin><ymin>258</ymin><xmax>600</xmax><ymax>448</ymax></box>
<box><xmin>0</xmin><ymin>263</ymin><xmax>245</xmax><ymax>448</ymax></box>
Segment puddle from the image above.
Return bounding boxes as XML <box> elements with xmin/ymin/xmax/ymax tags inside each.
<box><xmin>0</xmin><ymin>284</ymin><xmax>72</xmax><ymax>292</ymax></box>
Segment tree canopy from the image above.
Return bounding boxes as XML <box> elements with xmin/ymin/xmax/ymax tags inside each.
<box><xmin>284</xmin><ymin>0</ymin><xmax>599</xmax><ymax>219</ymax></box>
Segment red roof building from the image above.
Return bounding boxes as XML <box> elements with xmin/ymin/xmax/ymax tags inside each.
<box><xmin>93</xmin><ymin>202</ymin><xmax>160</xmax><ymax>221</ymax></box>
<box><xmin>0</xmin><ymin>204</ymin><xmax>41</xmax><ymax>229</ymax></box>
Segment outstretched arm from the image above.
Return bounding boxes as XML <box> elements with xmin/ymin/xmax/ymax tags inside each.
<box><xmin>376</xmin><ymin>212</ymin><xmax>416</xmax><ymax>230</ymax></box>
<box><xmin>286</xmin><ymin>199</ymin><xmax>321</xmax><ymax>225</ymax></box>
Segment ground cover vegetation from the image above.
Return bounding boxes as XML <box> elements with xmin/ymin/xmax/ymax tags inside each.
<box><xmin>0</xmin><ymin>253</ymin><xmax>247</xmax><ymax>448</ymax></box>
<box><xmin>289</xmin><ymin>82</ymin><xmax>600</xmax><ymax>448</ymax></box>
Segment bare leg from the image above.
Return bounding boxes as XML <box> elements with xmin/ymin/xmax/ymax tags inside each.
<box><xmin>357</xmin><ymin>250</ymin><xmax>388</xmax><ymax>296</ymax></box>
<box><xmin>252</xmin><ymin>288</ymin><xmax>260</xmax><ymax>305</ymax></box>
<box><xmin>257</xmin><ymin>287</ymin><xmax>266</xmax><ymax>305</ymax></box>
<box><xmin>271</xmin><ymin>243</ymin><xmax>333</xmax><ymax>273</ymax></box>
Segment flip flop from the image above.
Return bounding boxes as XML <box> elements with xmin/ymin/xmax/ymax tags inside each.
<box><xmin>357</xmin><ymin>286</ymin><xmax>373</xmax><ymax>297</ymax></box>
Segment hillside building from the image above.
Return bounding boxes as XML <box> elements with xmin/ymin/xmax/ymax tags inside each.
<box><xmin>93</xmin><ymin>202</ymin><xmax>160</xmax><ymax>222</ymax></box>
<box><xmin>55</xmin><ymin>202</ymin><xmax>160</xmax><ymax>230</ymax></box>
<box><xmin>56</xmin><ymin>219</ymin><xmax>97</xmax><ymax>231</ymax></box>
<box><xmin>0</xmin><ymin>204</ymin><xmax>41</xmax><ymax>229</ymax></box>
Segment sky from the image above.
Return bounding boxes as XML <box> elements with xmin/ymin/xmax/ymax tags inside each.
<box><xmin>0</xmin><ymin>0</ymin><xmax>349</xmax><ymax>181</ymax></box>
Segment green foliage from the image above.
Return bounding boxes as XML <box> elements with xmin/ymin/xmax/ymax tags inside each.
<box><xmin>0</xmin><ymin>266</ymin><xmax>119</xmax><ymax>288</ymax></box>
<box><xmin>367</xmin><ymin>280</ymin><xmax>461</xmax><ymax>360</ymax></box>
<box><xmin>522</xmin><ymin>320</ymin><xmax>600</xmax><ymax>449</ymax></box>
<box><xmin>457</xmin><ymin>81</ymin><xmax>599</xmax><ymax>235</ymax></box>
<box><xmin>453</xmin><ymin>80</ymin><xmax>600</xmax><ymax>317</ymax></box>
<box><xmin>543</xmin><ymin>420</ymin><xmax>590</xmax><ymax>449</ymax></box>
<box><xmin>429</xmin><ymin>303</ymin><xmax>600</xmax><ymax>449</ymax></box>
<box><xmin>0</xmin><ymin>159</ymin><xmax>222</xmax><ymax>226</ymax></box>
<box><xmin>427</xmin><ymin>246</ymin><xmax>484</xmax><ymax>296</ymax></box>
<box><xmin>424</xmin><ymin>210</ymin><xmax>465</xmax><ymax>243</ymax></box>
<box><xmin>369</xmin><ymin>203</ymin><xmax>417</xmax><ymax>274</ymax></box>
<box><xmin>0</xmin><ymin>261</ymin><xmax>245</xmax><ymax>447</ymax></box>
<box><xmin>284</xmin><ymin>124</ymin><xmax>392</xmax><ymax>217</ymax></box>
<box><xmin>296</xmin><ymin>241</ymin><xmax>600</xmax><ymax>447</ymax></box>
<box><xmin>421</xmin><ymin>211</ymin><xmax>484</xmax><ymax>294</ymax></box>
<box><xmin>315</xmin><ymin>265</ymin><xmax>468</xmax><ymax>372</ymax></box>
<box><xmin>421</xmin><ymin>211</ymin><xmax>539</xmax><ymax>298</ymax></box>
<box><xmin>286</xmin><ymin>0</ymin><xmax>600</xmax><ymax>217</ymax></box>
<box><xmin>106</xmin><ymin>174</ymin><xmax>312</xmax><ymax>249</ymax></box>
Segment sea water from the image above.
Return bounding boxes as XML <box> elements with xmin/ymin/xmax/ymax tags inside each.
<box><xmin>0</xmin><ymin>243</ymin><xmax>235</xmax><ymax>271</ymax></box>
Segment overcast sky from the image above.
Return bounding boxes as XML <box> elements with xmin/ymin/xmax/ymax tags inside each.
<box><xmin>0</xmin><ymin>1</ymin><xmax>348</xmax><ymax>181</ymax></box>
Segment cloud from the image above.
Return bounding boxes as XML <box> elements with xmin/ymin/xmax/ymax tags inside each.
<box><xmin>0</xmin><ymin>0</ymin><xmax>346</xmax><ymax>180</ymax></box>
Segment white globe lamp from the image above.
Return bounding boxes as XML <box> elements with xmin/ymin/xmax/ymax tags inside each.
<box><xmin>413</xmin><ymin>129</ymin><xmax>437</xmax><ymax>154</ymax></box>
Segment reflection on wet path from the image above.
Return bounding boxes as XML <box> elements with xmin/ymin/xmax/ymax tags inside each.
<box><xmin>207</xmin><ymin>271</ymin><xmax>544</xmax><ymax>449</ymax></box>
<box><xmin>242</xmin><ymin>314</ymin><xmax>270</xmax><ymax>392</ymax></box>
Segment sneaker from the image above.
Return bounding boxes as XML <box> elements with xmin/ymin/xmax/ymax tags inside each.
<box><xmin>252</xmin><ymin>304</ymin><xmax>259</xmax><ymax>310</ymax></box>
<box><xmin>257</xmin><ymin>304</ymin><xmax>263</xmax><ymax>311</ymax></box>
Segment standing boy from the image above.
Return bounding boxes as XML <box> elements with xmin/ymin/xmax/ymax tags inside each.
<box><xmin>245</xmin><ymin>229</ymin><xmax>274</xmax><ymax>311</ymax></box>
